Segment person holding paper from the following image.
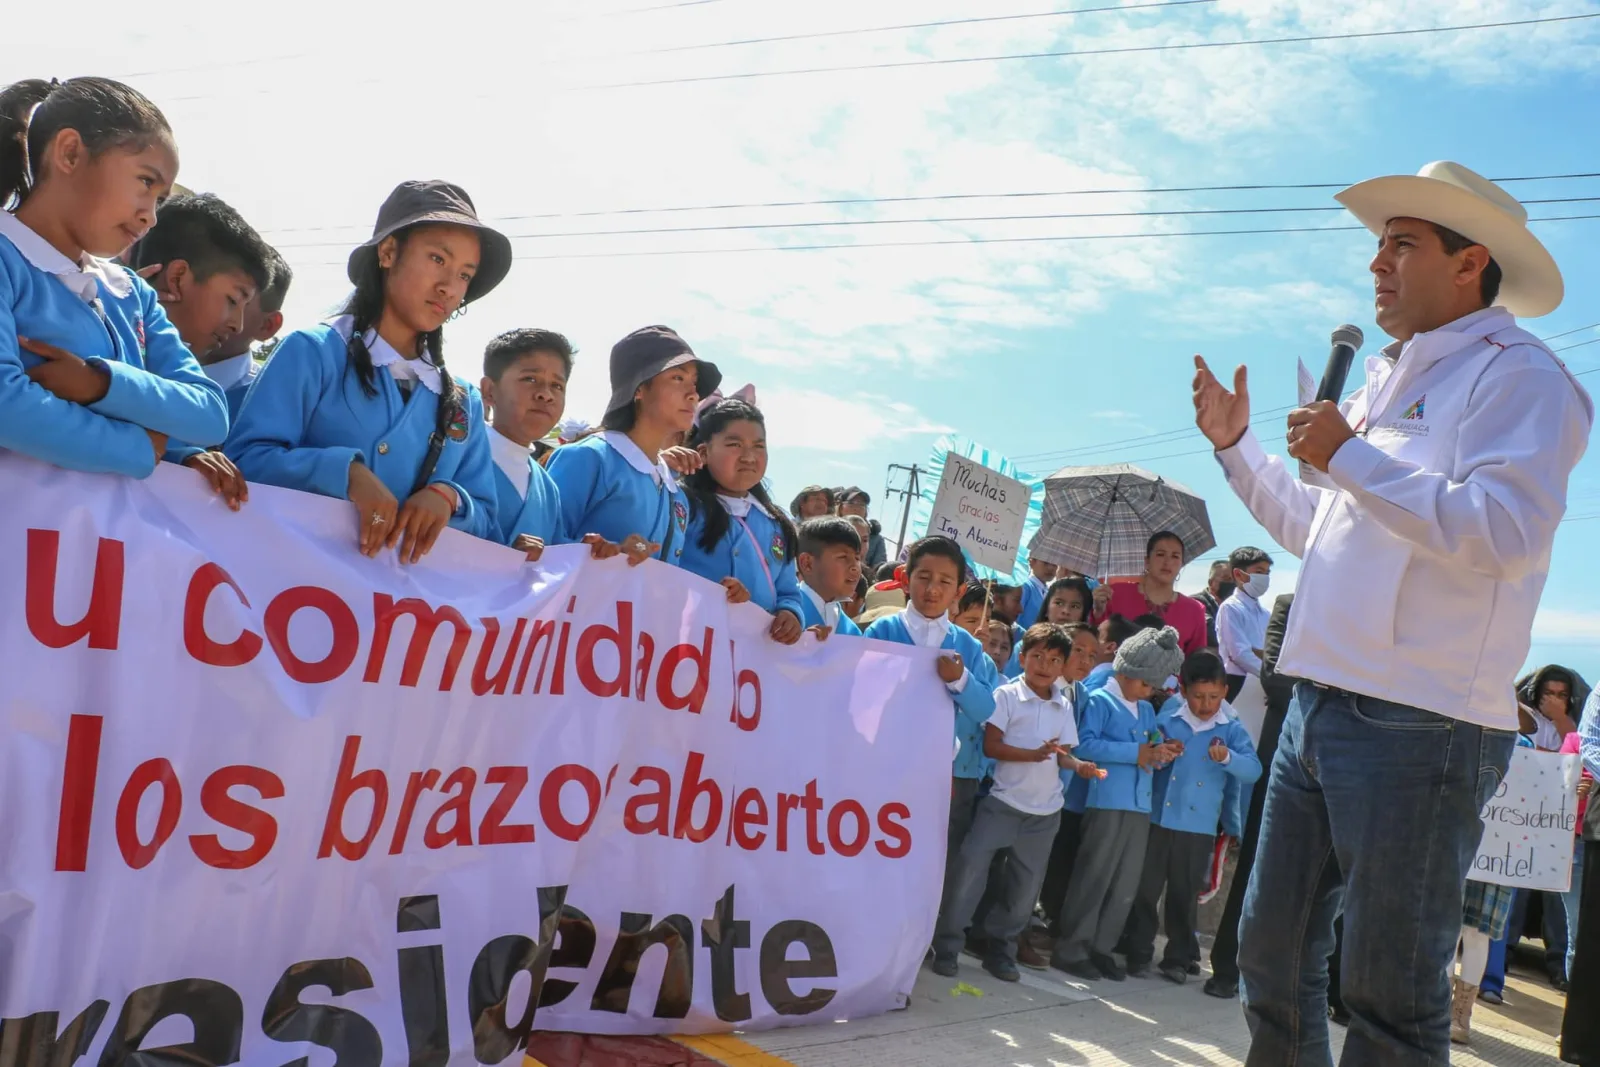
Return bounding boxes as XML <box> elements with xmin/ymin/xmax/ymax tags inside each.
<box><xmin>1193</xmin><ymin>162</ymin><xmax>1592</xmax><ymax>1066</ymax></box>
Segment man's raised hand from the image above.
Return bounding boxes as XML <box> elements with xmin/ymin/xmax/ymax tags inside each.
<box><xmin>1193</xmin><ymin>355</ymin><xmax>1251</xmax><ymax>451</ymax></box>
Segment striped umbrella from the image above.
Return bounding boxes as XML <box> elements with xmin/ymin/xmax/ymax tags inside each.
<box><xmin>1028</xmin><ymin>463</ymin><xmax>1215</xmax><ymax>578</ymax></box>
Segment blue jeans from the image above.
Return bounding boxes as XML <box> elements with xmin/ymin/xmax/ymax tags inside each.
<box><xmin>1238</xmin><ymin>683</ymin><xmax>1516</xmax><ymax>1067</ymax></box>
<box><xmin>1563</xmin><ymin>836</ymin><xmax>1586</xmax><ymax>976</ymax></box>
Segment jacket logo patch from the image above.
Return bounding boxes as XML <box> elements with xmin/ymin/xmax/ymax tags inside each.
<box><xmin>445</xmin><ymin>403</ymin><xmax>470</xmax><ymax>442</ymax></box>
<box><xmin>134</xmin><ymin>316</ymin><xmax>146</xmax><ymax>358</ymax></box>
<box><xmin>1401</xmin><ymin>395</ymin><xmax>1426</xmax><ymax>420</ymax></box>
<box><xmin>673</xmin><ymin>499</ymin><xmax>688</xmax><ymax>530</ymax></box>
<box><xmin>770</xmin><ymin>533</ymin><xmax>786</xmax><ymax>563</ymax></box>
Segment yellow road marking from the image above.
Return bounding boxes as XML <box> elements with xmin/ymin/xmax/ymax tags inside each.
<box><xmin>673</xmin><ymin>1034</ymin><xmax>797</xmax><ymax>1066</ymax></box>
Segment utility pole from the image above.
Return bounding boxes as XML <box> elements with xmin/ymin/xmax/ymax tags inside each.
<box><xmin>883</xmin><ymin>463</ymin><xmax>924</xmax><ymax>560</ymax></box>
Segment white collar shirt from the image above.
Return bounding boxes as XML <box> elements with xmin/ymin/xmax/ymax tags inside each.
<box><xmin>600</xmin><ymin>431</ymin><xmax>678</xmax><ymax>491</ymax></box>
<box><xmin>1217</xmin><ymin>588</ymin><xmax>1270</xmax><ymax>677</ymax></box>
<box><xmin>327</xmin><ymin>314</ymin><xmax>442</xmax><ymax>394</ymax></box>
<box><xmin>203</xmin><ymin>351</ymin><xmax>257</xmax><ymax>393</ymax></box>
<box><xmin>718</xmin><ymin>494</ymin><xmax>753</xmax><ymax>518</ymax></box>
<box><xmin>1105</xmin><ymin>675</ymin><xmax>1141</xmax><ymax>718</ymax></box>
<box><xmin>801</xmin><ymin>582</ymin><xmax>840</xmax><ymax>630</ymax></box>
<box><xmin>0</xmin><ymin>210</ymin><xmax>133</xmax><ymax>303</ymax></box>
<box><xmin>490</xmin><ymin>428</ymin><xmax>534</xmax><ymax>500</ymax></box>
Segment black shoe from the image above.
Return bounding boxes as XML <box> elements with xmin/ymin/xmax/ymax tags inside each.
<box><xmin>1092</xmin><ymin>952</ymin><xmax>1127</xmax><ymax>982</ymax></box>
<box><xmin>1160</xmin><ymin>962</ymin><xmax>1189</xmax><ymax>985</ymax></box>
<box><xmin>1204</xmin><ymin>976</ymin><xmax>1239</xmax><ymax>999</ymax></box>
<box><xmin>1053</xmin><ymin>956</ymin><xmax>1104</xmax><ymax>981</ymax></box>
<box><xmin>1187</xmin><ymin>961</ymin><xmax>1202</xmax><ymax>976</ymax></box>
<box><xmin>984</xmin><ymin>956</ymin><xmax>1021</xmax><ymax>983</ymax></box>
<box><xmin>963</xmin><ymin>932</ymin><xmax>989</xmax><ymax>960</ymax></box>
<box><xmin>930</xmin><ymin>954</ymin><xmax>959</xmax><ymax>978</ymax></box>
<box><xmin>1329</xmin><ymin>1003</ymin><xmax>1351</xmax><ymax>1027</ymax></box>
<box><xmin>1126</xmin><ymin>957</ymin><xmax>1152</xmax><ymax>978</ymax></box>
<box><xmin>1549</xmin><ymin>966</ymin><xmax>1570</xmax><ymax>992</ymax></box>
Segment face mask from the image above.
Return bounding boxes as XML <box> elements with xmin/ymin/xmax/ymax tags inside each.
<box><xmin>1242</xmin><ymin>572</ymin><xmax>1271</xmax><ymax>599</ymax></box>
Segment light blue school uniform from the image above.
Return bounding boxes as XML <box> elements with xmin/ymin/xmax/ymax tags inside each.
<box><xmin>0</xmin><ymin>213</ymin><xmax>227</xmax><ymax>477</ymax></box>
<box><xmin>225</xmin><ymin>319</ymin><xmax>497</xmax><ymax>541</ymax></box>
<box><xmin>864</xmin><ymin>609</ymin><xmax>999</xmax><ymax>780</ymax></box>
<box><xmin>490</xmin><ymin>430</ymin><xmax>566</xmax><ymax>546</ymax></box>
<box><xmin>797</xmin><ymin>585</ymin><xmax>861</xmax><ymax>636</ymax></box>
<box><xmin>202</xmin><ymin>352</ymin><xmax>260</xmax><ymax>423</ymax></box>
<box><xmin>1082</xmin><ymin>662</ymin><xmax>1115</xmax><ymax>693</ymax></box>
<box><xmin>1018</xmin><ymin>575</ymin><xmax>1048</xmax><ymax>629</ymax></box>
<box><xmin>1150</xmin><ymin>702</ymin><xmax>1261</xmax><ymax>837</ymax></box>
<box><xmin>1073</xmin><ymin>678</ymin><xmax>1161</xmax><ymax>814</ymax></box>
<box><xmin>545</xmin><ymin>432</ymin><xmax>689</xmax><ymax>566</ymax></box>
<box><xmin>680</xmin><ymin>497</ymin><xmax>803</xmax><ymax>619</ymax></box>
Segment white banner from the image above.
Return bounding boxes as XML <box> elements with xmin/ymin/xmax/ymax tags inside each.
<box><xmin>0</xmin><ymin>455</ymin><xmax>950</xmax><ymax>1065</ymax></box>
<box><xmin>926</xmin><ymin>452</ymin><xmax>1030</xmax><ymax>574</ymax></box>
<box><xmin>1472</xmin><ymin>748</ymin><xmax>1581</xmax><ymax>892</ymax></box>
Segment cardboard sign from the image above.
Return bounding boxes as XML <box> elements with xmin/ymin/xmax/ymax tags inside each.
<box><xmin>927</xmin><ymin>453</ymin><xmax>1030</xmax><ymax>574</ymax></box>
<box><xmin>1471</xmin><ymin>748</ymin><xmax>1582</xmax><ymax>892</ymax></box>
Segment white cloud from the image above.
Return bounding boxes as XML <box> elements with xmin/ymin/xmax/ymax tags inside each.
<box><xmin>1532</xmin><ymin>608</ymin><xmax>1600</xmax><ymax>646</ymax></box>
<box><xmin>758</xmin><ymin>387</ymin><xmax>953</xmax><ymax>452</ymax></box>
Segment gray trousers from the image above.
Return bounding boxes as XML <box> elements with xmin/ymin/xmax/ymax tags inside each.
<box><xmin>940</xmin><ymin>776</ymin><xmax>982</xmax><ymax>918</ymax></box>
<box><xmin>1053</xmin><ymin>808</ymin><xmax>1151</xmax><ymax>965</ymax></box>
<box><xmin>1124</xmin><ymin>824</ymin><xmax>1214</xmax><ymax>967</ymax></box>
<box><xmin>933</xmin><ymin>796</ymin><xmax>1060</xmax><ymax>962</ymax></box>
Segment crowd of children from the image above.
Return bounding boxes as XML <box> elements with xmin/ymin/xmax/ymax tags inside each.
<box><xmin>2</xmin><ymin>74</ymin><xmax>1269</xmax><ymax>992</ymax></box>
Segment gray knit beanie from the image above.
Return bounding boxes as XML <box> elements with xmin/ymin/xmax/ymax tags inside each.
<box><xmin>1114</xmin><ymin>625</ymin><xmax>1184</xmax><ymax>687</ymax></box>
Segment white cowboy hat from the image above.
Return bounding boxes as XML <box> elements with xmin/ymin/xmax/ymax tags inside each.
<box><xmin>1335</xmin><ymin>161</ymin><xmax>1563</xmax><ymax>318</ymax></box>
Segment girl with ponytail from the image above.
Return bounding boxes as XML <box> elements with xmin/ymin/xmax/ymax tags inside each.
<box><xmin>678</xmin><ymin>390</ymin><xmax>805</xmax><ymax>645</ymax></box>
<box><xmin>0</xmin><ymin>76</ymin><xmax>227</xmax><ymax>477</ymax></box>
<box><xmin>226</xmin><ymin>181</ymin><xmax>507</xmax><ymax>562</ymax></box>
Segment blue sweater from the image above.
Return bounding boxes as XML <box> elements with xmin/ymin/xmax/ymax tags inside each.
<box><xmin>1018</xmin><ymin>576</ymin><xmax>1047</xmax><ymax>630</ymax></box>
<box><xmin>796</xmin><ymin>589</ymin><xmax>861</xmax><ymax>636</ymax></box>
<box><xmin>680</xmin><ymin>500</ymin><xmax>803</xmax><ymax>620</ymax></box>
<box><xmin>225</xmin><ymin>323</ymin><xmax>498</xmax><ymax>541</ymax></box>
<box><xmin>0</xmin><ymin>227</ymin><xmax>227</xmax><ymax>476</ymax></box>
<box><xmin>863</xmin><ymin>612</ymin><xmax>998</xmax><ymax>779</ymax></box>
<box><xmin>1073</xmin><ymin>682</ymin><xmax>1161</xmax><ymax>814</ymax></box>
<box><xmin>494</xmin><ymin>458</ymin><xmax>567</xmax><ymax>547</ymax></box>
<box><xmin>1150</xmin><ymin>707</ymin><xmax>1261</xmax><ymax>836</ymax></box>
<box><xmin>544</xmin><ymin>434</ymin><xmax>689</xmax><ymax>567</ymax></box>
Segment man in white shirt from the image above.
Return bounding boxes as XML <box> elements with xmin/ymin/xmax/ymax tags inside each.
<box><xmin>1215</xmin><ymin>545</ymin><xmax>1272</xmax><ymax>700</ymax></box>
<box><xmin>1193</xmin><ymin>162</ymin><xmax>1593</xmax><ymax>1067</ymax></box>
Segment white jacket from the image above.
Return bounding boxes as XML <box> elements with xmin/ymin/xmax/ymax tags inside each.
<box><xmin>1217</xmin><ymin>307</ymin><xmax>1593</xmax><ymax>729</ymax></box>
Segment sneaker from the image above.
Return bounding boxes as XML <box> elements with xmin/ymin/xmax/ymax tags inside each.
<box><xmin>930</xmin><ymin>954</ymin><xmax>959</xmax><ymax>978</ymax></box>
<box><xmin>1053</xmin><ymin>956</ymin><xmax>1104</xmax><ymax>981</ymax></box>
<box><xmin>1478</xmin><ymin>987</ymin><xmax>1504</xmax><ymax>1006</ymax></box>
<box><xmin>984</xmin><ymin>956</ymin><xmax>1021</xmax><ymax>983</ymax></box>
<box><xmin>1092</xmin><ymin>952</ymin><xmax>1127</xmax><ymax>982</ymax></box>
<box><xmin>1125</xmin><ymin>958</ymin><xmax>1152</xmax><ymax>978</ymax></box>
<box><xmin>1203</xmin><ymin>976</ymin><xmax>1239</xmax><ymax>999</ymax></box>
<box><xmin>1187</xmin><ymin>961</ymin><xmax>1202</xmax><ymax>976</ymax></box>
<box><xmin>1160</xmin><ymin>962</ymin><xmax>1189</xmax><ymax>985</ymax></box>
<box><xmin>1017</xmin><ymin>939</ymin><xmax>1050</xmax><ymax>971</ymax></box>
<box><xmin>963</xmin><ymin>932</ymin><xmax>989</xmax><ymax>960</ymax></box>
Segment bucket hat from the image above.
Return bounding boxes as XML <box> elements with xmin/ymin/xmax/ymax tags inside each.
<box><xmin>347</xmin><ymin>180</ymin><xmax>512</xmax><ymax>304</ymax></box>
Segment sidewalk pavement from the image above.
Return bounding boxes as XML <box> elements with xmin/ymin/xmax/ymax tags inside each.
<box><xmin>527</xmin><ymin>952</ymin><xmax>1567</xmax><ymax>1066</ymax></box>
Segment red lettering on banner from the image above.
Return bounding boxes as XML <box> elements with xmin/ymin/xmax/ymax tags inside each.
<box><xmin>188</xmin><ymin>765</ymin><xmax>285</xmax><ymax>869</ymax></box>
<box><xmin>389</xmin><ymin>769</ymin><xmax>442</xmax><ymax>854</ymax></box>
<box><xmin>633</xmin><ymin>633</ymin><xmax>655</xmax><ymax>701</ymax></box>
<box><xmin>731</xmin><ymin>667</ymin><xmax>761</xmax><ymax>733</ymax></box>
<box><xmin>800</xmin><ymin>780</ymin><xmax>826</xmax><ymax>856</ymax></box>
<box><xmin>624</xmin><ymin>766</ymin><xmax>672</xmax><ymax>836</ymax></box>
<box><xmin>264</xmin><ymin>586</ymin><xmax>359</xmax><ymax>684</ymax></box>
<box><xmin>733</xmin><ymin>787</ymin><xmax>768</xmax><ymax>850</ymax></box>
<box><xmin>365</xmin><ymin>595</ymin><xmax>470</xmax><ymax>690</ymax></box>
<box><xmin>25</xmin><ymin>528</ymin><xmax>124</xmax><ymax>650</ymax></box>
<box><xmin>54</xmin><ymin>713</ymin><xmax>104</xmax><ymax>871</ymax></box>
<box><xmin>775</xmin><ymin>792</ymin><xmax>802</xmax><ymax>853</ymax></box>
<box><xmin>540</xmin><ymin>764</ymin><xmax>602</xmax><ymax>841</ymax></box>
<box><xmin>875</xmin><ymin>803</ymin><xmax>912</xmax><ymax>859</ymax></box>
<box><xmin>673</xmin><ymin>752</ymin><xmax>722</xmax><ymax>844</ymax></box>
<box><xmin>513</xmin><ymin>618</ymin><xmax>557</xmax><ymax>695</ymax></box>
<box><xmin>115</xmin><ymin>758</ymin><xmax>181</xmax><ymax>869</ymax></box>
<box><xmin>656</xmin><ymin>627</ymin><xmax>713</xmax><ymax>716</ymax></box>
<box><xmin>826</xmin><ymin>800</ymin><xmax>870</xmax><ymax>858</ymax></box>
<box><xmin>479</xmin><ymin>767</ymin><xmax>534</xmax><ymax>845</ymax></box>
<box><xmin>423</xmin><ymin>768</ymin><xmax>476</xmax><ymax>849</ymax></box>
<box><xmin>318</xmin><ymin>735</ymin><xmax>388</xmax><ymax>860</ymax></box>
<box><xmin>471</xmin><ymin>617</ymin><xmax>528</xmax><ymax>696</ymax></box>
<box><xmin>575</xmin><ymin>601</ymin><xmax>632</xmax><ymax>699</ymax></box>
<box><xmin>551</xmin><ymin>597</ymin><xmax>575</xmax><ymax>695</ymax></box>
<box><xmin>183</xmin><ymin>563</ymin><xmax>263</xmax><ymax>667</ymax></box>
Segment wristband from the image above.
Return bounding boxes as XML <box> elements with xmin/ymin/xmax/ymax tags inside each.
<box><xmin>426</xmin><ymin>483</ymin><xmax>458</xmax><ymax>511</ymax></box>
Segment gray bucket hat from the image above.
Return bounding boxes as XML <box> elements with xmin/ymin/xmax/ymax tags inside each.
<box><xmin>348</xmin><ymin>180</ymin><xmax>512</xmax><ymax>304</ymax></box>
<box><xmin>605</xmin><ymin>325</ymin><xmax>722</xmax><ymax>419</ymax></box>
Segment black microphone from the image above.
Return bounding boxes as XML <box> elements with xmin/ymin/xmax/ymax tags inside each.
<box><xmin>1314</xmin><ymin>324</ymin><xmax>1365</xmax><ymax>404</ymax></box>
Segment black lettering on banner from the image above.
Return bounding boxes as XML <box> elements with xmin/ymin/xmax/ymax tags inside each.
<box><xmin>700</xmin><ymin>885</ymin><xmax>752</xmax><ymax>1023</ymax></box>
<box><xmin>759</xmin><ymin>921</ymin><xmax>838</xmax><ymax>1017</ymax></box>
<box><xmin>260</xmin><ymin>959</ymin><xmax>381</xmax><ymax>1067</ymax></box>
<box><xmin>0</xmin><ymin>1001</ymin><xmax>109</xmax><ymax>1067</ymax></box>
<box><xmin>96</xmin><ymin>979</ymin><xmax>242</xmax><ymax>1066</ymax></box>
<box><xmin>466</xmin><ymin>885</ymin><xmax>568</xmax><ymax>1065</ymax></box>
<box><xmin>537</xmin><ymin>906</ymin><xmax>598</xmax><ymax>1009</ymax></box>
<box><xmin>589</xmin><ymin>913</ymin><xmax>694</xmax><ymax>1019</ymax></box>
<box><xmin>395</xmin><ymin>897</ymin><xmax>447</xmax><ymax>1067</ymax></box>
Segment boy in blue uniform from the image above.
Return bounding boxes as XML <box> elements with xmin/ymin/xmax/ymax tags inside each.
<box><xmin>479</xmin><ymin>328</ymin><xmax>573</xmax><ymax>555</ymax></box>
<box><xmin>1</xmin><ymin>76</ymin><xmax>227</xmax><ymax>478</ymax></box>
<box><xmin>546</xmin><ymin>326</ymin><xmax>719</xmax><ymax>568</ymax></box>
<box><xmin>1051</xmin><ymin>625</ymin><xmax>1185</xmax><ymax>981</ymax></box>
<box><xmin>1017</xmin><ymin>555</ymin><xmax>1056</xmax><ymax>629</ymax></box>
<box><xmin>795</xmin><ymin>516</ymin><xmax>863</xmax><ymax>637</ymax></box>
<box><xmin>864</xmin><ymin>537</ymin><xmax>1001</xmax><ymax>921</ymax></box>
<box><xmin>1124</xmin><ymin>650</ymin><xmax>1261</xmax><ymax>983</ymax></box>
<box><xmin>932</xmin><ymin>624</ymin><xmax>1102</xmax><ymax>981</ymax></box>
<box><xmin>196</xmin><ymin>247</ymin><xmax>292</xmax><ymax>421</ymax></box>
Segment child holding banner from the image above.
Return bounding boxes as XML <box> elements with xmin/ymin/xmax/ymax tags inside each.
<box><xmin>0</xmin><ymin>77</ymin><xmax>228</xmax><ymax>479</ymax></box>
<box><xmin>680</xmin><ymin>391</ymin><xmax>804</xmax><ymax>644</ymax></box>
<box><xmin>795</xmin><ymin>515</ymin><xmax>863</xmax><ymax>637</ymax></box>
<box><xmin>226</xmin><ymin>180</ymin><xmax>505</xmax><ymax>560</ymax></box>
<box><xmin>546</xmin><ymin>325</ymin><xmax>720</xmax><ymax>569</ymax></box>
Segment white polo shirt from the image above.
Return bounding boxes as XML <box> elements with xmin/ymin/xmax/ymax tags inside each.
<box><xmin>986</xmin><ymin>678</ymin><xmax>1078</xmax><ymax>816</ymax></box>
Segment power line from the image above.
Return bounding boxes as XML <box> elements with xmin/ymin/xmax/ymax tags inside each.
<box><xmin>586</xmin><ymin>12</ymin><xmax>1600</xmax><ymax>88</ymax></box>
<box><xmin>255</xmin><ymin>172</ymin><xmax>1600</xmax><ymax>236</ymax></box>
<box><xmin>623</xmin><ymin>0</ymin><xmax>1218</xmax><ymax>56</ymax></box>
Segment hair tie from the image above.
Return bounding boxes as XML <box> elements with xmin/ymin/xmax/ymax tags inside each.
<box><xmin>692</xmin><ymin>382</ymin><xmax>758</xmax><ymax>428</ymax></box>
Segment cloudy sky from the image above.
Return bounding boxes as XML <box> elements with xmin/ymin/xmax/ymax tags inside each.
<box><xmin>13</xmin><ymin>0</ymin><xmax>1599</xmax><ymax>673</ymax></box>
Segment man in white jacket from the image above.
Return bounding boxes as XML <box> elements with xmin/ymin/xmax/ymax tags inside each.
<box><xmin>1193</xmin><ymin>162</ymin><xmax>1593</xmax><ymax>1067</ymax></box>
